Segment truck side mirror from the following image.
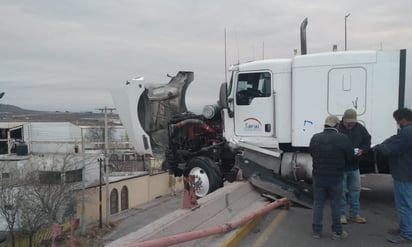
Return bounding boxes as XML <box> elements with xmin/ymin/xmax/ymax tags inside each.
<box><xmin>218</xmin><ymin>82</ymin><xmax>228</xmax><ymax>108</ymax></box>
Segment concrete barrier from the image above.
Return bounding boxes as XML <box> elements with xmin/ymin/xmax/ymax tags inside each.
<box><xmin>106</xmin><ymin>181</ymin><xmax>269</xmax><ymax>247</ymax></box>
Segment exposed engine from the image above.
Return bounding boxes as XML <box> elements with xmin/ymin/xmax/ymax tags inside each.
<box><xmin>163</xmin><ymin>105</ymin><xmax>237</xmax><ymax>197</ymax></box>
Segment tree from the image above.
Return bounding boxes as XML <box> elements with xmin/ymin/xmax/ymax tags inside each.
<box><xmin>25</xmin><ymin>155</ymin><xmax>78</xmax><ymax>223</ymax></box>
<box><xmin>18</xmin><ymin>192</ymin><xmax>47</xmax><ymax>247</ymax></box>
<box><xmin>17</xmin><ymin>154</ymin><xmax>80</xmax><ymax>247</ymax></box>
<box><xmin>84</xmin><ymin>127</ymin><xmax>115</xmax><ymax>150</ymax></box>
<box><xmin>0</xmin><ymin>182</ymin><xmax>22</xmax><ymax>247</ymax></box>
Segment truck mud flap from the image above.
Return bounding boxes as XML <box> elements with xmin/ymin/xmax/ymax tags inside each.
<box><xmin>236</xmin><ymin>154</ymin><xmax>313</xmax><ymax>208</ymax></box>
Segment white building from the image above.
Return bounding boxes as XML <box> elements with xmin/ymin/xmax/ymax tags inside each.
<box><xmin>0</xmin><ymin>121</ymin><xmax>147</xmax><ymax>233</ymax></box>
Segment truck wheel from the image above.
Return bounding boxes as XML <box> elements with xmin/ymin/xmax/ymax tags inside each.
<box><xmin>185</xmin><ymin>157</ymin><xmax>222</xmax><ymax>198</ymax></box>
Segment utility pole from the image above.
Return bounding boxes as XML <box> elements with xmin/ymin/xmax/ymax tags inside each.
<box><xmin>262</xmin><ymin>41</ymin><xmax>265</xmax><ymax>60</ymax></box>
<box><xmin>345</xmin><ymin>13</ymin><xmax>350</xmax><ymax>51</ymax></box>
<box><xmin>80</xmin><ymin>127</ymin><xmax>86</xmax><ymax>234</ymax></box>
<box><xmin>98</xmin><ymin>156</ymin><xmax>104</xmax><ymax>228</ymax></box>
<box><xmin>96</xmin><ymin>106</ymin><xmax>115</xmax><ymax>223</ymax></box>
<box><xmin>224</xmin><ymin>28</ymin><xmax>227</xmax><ymax>83</ymax></box>
<box><xmin>104</xmin><ymin>107</ymin><xmax>109</xmax><ymax>223</ymax></box>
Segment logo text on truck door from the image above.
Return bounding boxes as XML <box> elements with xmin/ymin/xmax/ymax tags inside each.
<box><xmin>244</xmin><ymin>118</ymin><xmax>262</xmax><ymax>131</ymax></box>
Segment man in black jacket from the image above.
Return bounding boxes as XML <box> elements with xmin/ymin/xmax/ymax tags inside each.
<box><xmin>338</xmin><ymin>109</ymin><xmax>371</xmax><ymax>224</ymax></box>
<box><xmin>309</xmin><ymin>115</ymin><xmax>354</xmax><ymax>240</ymax></box>
<box><xmin>375</xmin><ymin>108</ymin><xmax>412</xmax><ymax>244</ymax></box>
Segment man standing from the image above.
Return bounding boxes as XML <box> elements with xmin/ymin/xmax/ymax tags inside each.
<box><xmin>375</xmin><ymin>108</ymin><xmax>412</xmax><ymax>244</ymax></box>
<box><xmin>309</xmin><ymin>115</ymin><xmax>354</xmax><ymax>240</ymax></box>
<box><xmin>338</xmin><ymin>109</ymin><xmax>371</xmax><ymax>224</ymax></box>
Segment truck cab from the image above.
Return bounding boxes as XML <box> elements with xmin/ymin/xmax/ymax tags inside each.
<box><xmin>224</xmin><ymin>59</ymin><xmax>292</xmax><ymax>149</ymax></box>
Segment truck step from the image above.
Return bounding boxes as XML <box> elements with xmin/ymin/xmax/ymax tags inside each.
<box><xmin>249</xmin><ymin>173</ymin><xmax>313</xmax><ymax>208</ymax></box>
<box><xmin>236</xmin><ymin>154</ymin><xmax>313</xmax><ymax>208</ymax></box>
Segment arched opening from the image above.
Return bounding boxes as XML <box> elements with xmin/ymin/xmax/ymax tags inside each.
<box><xmin>121</xmin><ymin>186</ymin><xmax>129</xmax><ymax>211</ymax></box>
<box><xmin>110</xmin><ymin>188</ymin><xmax>119</xmax><ymax>214</ymax></box>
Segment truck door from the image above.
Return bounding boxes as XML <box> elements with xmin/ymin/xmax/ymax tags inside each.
<box><xmin>234</xmin><ymin>71</ymin><xmax>274</xmax><ymax>137</ymax></box>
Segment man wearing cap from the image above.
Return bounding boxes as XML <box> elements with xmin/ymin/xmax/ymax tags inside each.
<box><xmin>338</xmin><ymin>109</ymin><xmax>371</xmax><ymax>224</ymax></box>
<box><xmin>309</xmin><ymin>115</ymin><xmax>354</xmax><ymax>240</ymax></box>
<box><xmin>375</xmin><ymin>108</ymin><xmax>412</xmax><ymax>244</ymax></box>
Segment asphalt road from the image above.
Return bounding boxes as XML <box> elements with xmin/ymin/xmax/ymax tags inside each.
<box><xmin>101</xmin><ymin>174</ymin><xmax>398</xmax><ymax>247</ymax></box>
<box><xmin>238</xmin><ymin>174</ymin><xmax>399</xmax><ymax>247</ymax></box>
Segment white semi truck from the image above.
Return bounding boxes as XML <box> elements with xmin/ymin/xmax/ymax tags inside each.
<box><xmin>111</xmin><ymin>20</ymin><xmax>411</xmax><ymax>206</ymax></box>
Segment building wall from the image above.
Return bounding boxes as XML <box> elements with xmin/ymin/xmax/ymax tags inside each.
<box><xmin>79</xmin><ymin>172</ymin><xmax>183</xmax><ymax>226</ymax></box>
<box><xmin>24</xmin><ymin>122</ymin><xmax>81</xmax><ymax>154</ymax></box>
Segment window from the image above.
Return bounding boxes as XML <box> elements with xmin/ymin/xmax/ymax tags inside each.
<box><xmin>65</xmin><ymin>169</ymin><xmax>83</xmax><ymax>183</ymax></box>
<box><xmin>121</xmin><ymin>186</ymin><xmax>129</xmax><ymax>211</ymax></box>
<box><xmin>0</xmin><ymin>129</ymin><xmax>7</xmax><ymax>139</ymax></box>
<box><xmin>236</xmin><ymin>72</ymin><xmax>271</xmax><ymax>105</ymax></box>
<box><xmin>110</xmin><ymin>188</ymin><xmax>119</xmax><ymax>214</ymax></box>
<box><xmin>38</xmin><ymin>171</ymin><xmax>61</xmax><ymax>184</ymax></box>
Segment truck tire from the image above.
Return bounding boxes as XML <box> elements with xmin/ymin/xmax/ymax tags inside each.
<box><xmin>184</xmin><ymin>156</ymin><xmax>223</xmax><ymax>198</ymax></box>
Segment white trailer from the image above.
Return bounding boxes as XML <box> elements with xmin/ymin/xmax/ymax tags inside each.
<box><xmin>223</xmin><ymin>50</ymin><xmax>409</xmax><ymax>149</ymax></box>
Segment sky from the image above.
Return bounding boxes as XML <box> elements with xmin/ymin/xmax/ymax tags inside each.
<box><xmin>1</xmin><ymin>0</ymin><xmax>411</xmax><ymax>113</ymax></box>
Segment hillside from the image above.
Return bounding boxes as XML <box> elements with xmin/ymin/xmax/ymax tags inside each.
<box><xmin>0</xmin><ymin>103</ymin><xmax>38</xmax><ymax>114</ymax></box>
<box><xmin>0</xmin><ymin>104</ymin><xmax>119</xmax><ymax>125</ymax></box>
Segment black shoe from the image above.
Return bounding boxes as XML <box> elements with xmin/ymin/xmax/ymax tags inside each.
<box><xmin>386</xmin><ymin>234</ymin><xmax>412</xmax><ymax>244</ymax></box>
<box><xmin>332</xmin><ymin>231</ymin><xmax>348</xmax><ymax>240</ymax></box>
<box><xmin>387</xmin><ymin>229</ymin><xmax>400</xmax><ymax>236</ymax></box>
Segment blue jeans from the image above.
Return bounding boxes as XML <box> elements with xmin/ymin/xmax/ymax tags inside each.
<box><xmin>312</xmin><ymin>175</ymin><xmax>343</xmax><ymax>234</ymax></box>
<box><xmin>393</xmin><ymin>180</ymin><xmax>412</xmax><ymax>240</ymax></box>
<box><xmin>340</xmin><ymin>169</ymin><xmax>361</xmax><ymax>216</ymax></box>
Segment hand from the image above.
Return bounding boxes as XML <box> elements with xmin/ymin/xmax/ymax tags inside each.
<box><xmin>372</xmin><ymin>144</ymin><xmax>380</xmax><ymax>152</ymax></box>
<box><xmin>356</xmin><ymin>149</ymin><xmax>363</xmax><ymax>156</ymax></box>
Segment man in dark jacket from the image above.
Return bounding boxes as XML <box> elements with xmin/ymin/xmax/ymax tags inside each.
<box><xmin>309</xmin><ymin>115</ymin><xmax>354</xmax><ymax>240</ymax></box>
<box><xmin>338</xmin><ymin>109</ymin><xmax>371</xmax><ymax>224</ymax></box>
<box><xmin>375</xmin><ymin>108</ymin><xmax>412</xmax><ymax>244</ymax></box>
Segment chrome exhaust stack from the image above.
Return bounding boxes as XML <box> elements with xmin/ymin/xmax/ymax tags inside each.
<box><xmin>300</xmin><ymin>17</ymin><xmax>308</xmax><ymax>55</ymax></box>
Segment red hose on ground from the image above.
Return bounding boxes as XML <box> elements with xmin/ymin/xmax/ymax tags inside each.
<box><xmin>123</xmin><ymin>197</ymin><xmax>290</xmax><ymax>247</ymax></box>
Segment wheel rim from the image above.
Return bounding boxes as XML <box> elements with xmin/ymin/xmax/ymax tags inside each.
<box><xmin>189</xmin><ymin>167</ymin><xmax>210</xmax><ymax>197</ymax></box>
